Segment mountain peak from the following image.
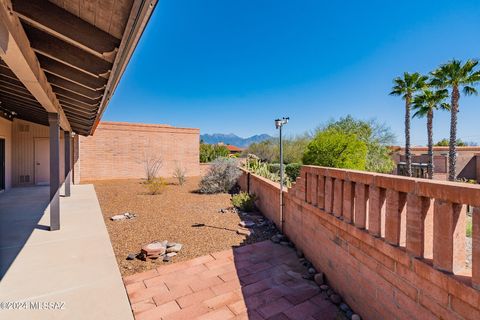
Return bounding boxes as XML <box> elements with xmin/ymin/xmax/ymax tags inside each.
<box><xmin>200</xmin><ymin>133</ymin><xmax>273</xmax><ymax>148</ymax></box>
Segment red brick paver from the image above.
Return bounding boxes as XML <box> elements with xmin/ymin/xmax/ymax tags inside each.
<box><xmin>123</xmin><ymin>241</ymin><xmax>343</xmax><ymax>320</ymax></box>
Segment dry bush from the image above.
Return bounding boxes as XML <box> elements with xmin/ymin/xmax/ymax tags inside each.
<box><xmin>173</xmin><ymin>164</ymin><xmax>187</xmax><ymax>185</ymax></box>
<box><xmin>198</xmin><ymin>158</ymin><xmax>241</xmax><ymax>194</ymax></box>
<box><xmin>142</xmin><ymin>148</ymin><xmax>163</xmax><ymax>181</ymax></box>
<box><xmin>145</xmin><ymin>177</ymin><xmax>167</xmax><ymax>195</ymax></box>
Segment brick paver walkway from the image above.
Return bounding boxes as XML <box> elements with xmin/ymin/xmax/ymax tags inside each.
<box><xmin>123</xmin><ymin>241</ymin><xmax>342</xmax><ymax>320</ymax></box>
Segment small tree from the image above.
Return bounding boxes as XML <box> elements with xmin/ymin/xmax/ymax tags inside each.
<box><xmin>200</xmin><ymin>143</ymin><xmax>229</xmax><ymax>163</ymax></box>
<box><xmin>302</xmin><ymin>130</ymin><xmax>367</xmax><ymax>170</ymax></box>
<box><xmin>142</xmin><ymin>148</ymin><xmax>163</xmax><ymax>181</ymax></box>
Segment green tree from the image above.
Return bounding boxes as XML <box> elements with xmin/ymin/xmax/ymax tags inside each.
<box><xmin>302</xmin><ymin>130</ymin><xmax>367</xmax><ymax>170</ymax></box>
<box><xmin>390</xmin><ymin>72</ymin><xmax>429</xmax><ymax>177</ymax></box>
<box><xmin>430</xmin><ymin>59</ymin><xmax>480</xmax><ymax>180</ymax></box>
<box><xmin>435</xmin><ymin>138</ymin><xmax>475</xmax><ymax>147</ymax></box>
<box><xmin>200</xmin><ymin>143</ymin><xmax>229</xmax><ymax>163</ymax></box>
<box><xmin>322</xmin><ymin>116</ymin><xmax>396</xmax><ymax>173</ymax></box>
<box><xmin>412</xmin><ymin>89</ymin><xmax>450</xmax><ymax>179</ymax></box>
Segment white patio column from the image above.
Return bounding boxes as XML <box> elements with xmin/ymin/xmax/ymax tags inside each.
<box><xmin>48</xmin><ymin>113</ymin><xmax>60</xmax><ymax>231</ymax></box>
<box><xmin>64</xmin><ymin>131</ymin><xmax>71</xmax><ymax>197</ymax></box>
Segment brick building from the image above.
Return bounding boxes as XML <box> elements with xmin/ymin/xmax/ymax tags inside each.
<box><xmin>74</xmin><ymin>121</ymin><xmax>200</xmax><ymax>182</ymax></box>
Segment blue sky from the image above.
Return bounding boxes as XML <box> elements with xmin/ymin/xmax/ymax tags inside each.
<box><xmin>104</xmin><ymin>0</ymin><xmax>480</xmax><ymax>145</ymax></box>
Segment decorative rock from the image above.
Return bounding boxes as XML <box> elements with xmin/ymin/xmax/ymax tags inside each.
<box><xmin>111</xmin><ymin>212</ymin><xmax>136</xmax><ymax>221</ymax></box>
<box><xmin>141</xmin><ymin>241</ymin><xmax>166</xmax><ymax>256</ymax></box>
<box><xmin>339</xmin><ymin>303</ymin><xmax>350</xmax><ymax>312</ymax></box>
<box><xmin>320</xmin><ymin>285</ymin><xmax>329</xmax><ymax>291</ymax></box>
<box><xmin>351</xmin><ymin>314</ymin><xmax>361</xmax><ymax>320</ymax></box>
<box><xmin>166</xmin><ymin>242</ymin><xmax>177</xmax><ymax>248</ymax></box>
<box><xmin>314</xmin><ymin>273</ymin><xmax>324</xmax><ymax>285</ymax></box>
<box><xmin>326</xmin><ymin>289</ymin><xmax>334</xmax><ymax>296</ymax></box>
<box><xmin>280</xmin><ymin>241</ymin><xmax>289</xmax><ymax>246</ymax></box>
<box><xmin>237</xmin><ymin>228</ymin><xmax>252</xmax><ymax>236</ymax></box>
<box><xmin>308</xmin><ymin>267</ymin><xmax>316</xmax><ymax>275</ymax></box>
<box><xmin>110</xmin><ymin>214</ymin><xmax>126</xmax><ymax>221</ymax></box>
<box><xmin>136</xmin><ymin>252</ymin><xmax>146</xmax><ymax>261</ymax></box>
<box><xmin>163</xmin><ymin>256</ymin><xmax>171</xmax><ymax>262</ymax></box>
<box><xmin>286</xmin><ymin>271</ymin><xmax>302</xmax><ymax>279</ymax></box>
<box><xmin>345</xmin><ymin>310</ymin><xmax>353</xmax><ymax>319</ymax></box>
<box><xmin>270</xmin><ymin>236</ymin><xmax>280</xmax><ymax>243</ymax></box>
<box><xmin>166</xmin><ymin>243</ymin><xmax>182</xmax><ymax>253</ymax></box>
<box><xmin>330</xmin><ymin>294</ymin><xmax>341</xmax><ymax>305</ymax></box>
<box><xmin>126</xmin><ymin>253</ymin><xmax>137</xmax><ymax>260</ymax></box>
<box><xmin>239</xmin><ymin>221</ymin><xmax>255</xmax><ymax>228</ymax></box>
<box><xmin>302</xmin><ymin>274</ymin><xmax>314</xmax><ymax>280</ymax></box>
<box><xmin>166</xmin><ymin>252</ymin><xmax>177</xmax><ymax>257</ymax></box>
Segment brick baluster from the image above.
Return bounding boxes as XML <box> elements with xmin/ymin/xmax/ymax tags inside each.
<box><xmin>405</xmin><ymin>194</ymin><xmax>430</xmax><ymax>257</ymax></box>
<box><xmin>324</xmin><ymin>177</ymin><xmax>334</xmax><ymax>213</ymax></box>
<box><xmin>354</xmin><ymin>183</ymin><xmax>368</xmax><ymax>229</ymax></box>
<box><xmin>368</xmin><ymin>186</ymin><xmax>385</xmax><ymax>237</ymax></box>
<box><xmin>473</xmin><ymin>207</ymin><xmax>480</xmax><ymax>290</ymax></box>
<box><xmin>385</xmin><ymin>189</ymin><xmax>407</xmax><ymax>246</ymax></box>
<box><xmin>342</xmin><ymin>181</ymin><xmax>355</xmax><ymax>223</ymax></box>
<box><xmin>317</xmin><ymin>175</ymin><xmax>325</xmax><ymax>209</ymax></box>
<box><xmin>306</xmin><ymin>172</ymin><xmax>312</xmax><ymax>204</ymax></box>
<box><xmin>432</xmin><ymin>200</ymin><xmax>466</xmax><ymax>273</ymax></box>
<box><xmin>311</xmin><ymin>174</ymin><xmax>318</xmax><ymax>207</ymax></box>
<box><xmin>333</xmin><ymin>179</ymin><xmax>343</xmax><ymax>218</ymax></box>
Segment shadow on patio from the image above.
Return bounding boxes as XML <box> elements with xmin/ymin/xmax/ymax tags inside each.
<box><xmin>0</xmin><ymin>186</ymin><xmax>49</xmax><ymax>280</ymax></box>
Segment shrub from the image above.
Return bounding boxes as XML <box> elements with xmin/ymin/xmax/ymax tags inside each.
<box><xmin>302</xmin><ymin>130</ymin><xmax>367</xmax><ymax>170</ymax></box>
<box><xmin>200</xmin><ymin>143</ymin><xmax>229</xmax><ymax>163</ymax></box>
<box><xmin>232</xmin><ymin>192</ymin><xmax>257</xmax><ymax>212</ymax></box>
<box><xmin>244</xmin><ymin>135</ymin><xmax>310</xmax><ymax>164</ymax></box>
<box><xmin>145</xmin><ymin>177</ymin><xmax>167</xmax><ymax>195</ymax></box>
<box><xmin>321</xmin><ymin>116</ymin><xmax>395</xmax><ymax>173</ymax></box>
<box><xmin>268</xmin><ymin>163</ymin><xmax>281</xmax><ymax>174</ymax></box>
<box><xmin>244</xmin><ymin>157</ymin><xmax>292</xmax><ymax>187</ymax></box>
<box><xmin>173</xmin><ymin>164</ymin><xmax>187</xmax><ymax>185</ymax></box>
<box><xmin>142</xmin><ymin>150</ymin><xmax>163</xmax><ymax>181</ymax></box>
<box><xmin>198</xmin><ymin>158</ymin><xmax>241</xmax><ymax>194</ymax></box>
<box><xmin>285</xmin><ymin>163</ymin><xmax>302</xmax><ymax>181</ymax></box>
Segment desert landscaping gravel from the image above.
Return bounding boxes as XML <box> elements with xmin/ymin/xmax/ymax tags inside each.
<box><xmin>92</xmin><ymin>177</ymin><xmax>276</xmax><ymax>276</ymax></box>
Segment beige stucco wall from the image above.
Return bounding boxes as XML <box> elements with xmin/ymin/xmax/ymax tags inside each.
<box><xmin>12</xmin><ymin>119</ymin><xmax>65</xmax><ymax>187</ymax></box>
<box><xmin>0</xmin><ymin>117</ymin><xmax>12</xmax><ymax>191</ymax></box>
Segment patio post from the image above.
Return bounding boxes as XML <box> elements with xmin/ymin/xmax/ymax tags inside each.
<box><xmin>48</xmin><ymin>113</ymin><xmax>60</xmax><ymax>231</ymax></box>
<box><xmin>64</xmin><ymin>131</ymin><xmax>71</xmax><ymax>197</ymax></box>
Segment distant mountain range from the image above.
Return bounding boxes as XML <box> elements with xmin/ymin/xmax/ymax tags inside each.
<box><xmin>200</xmin><ymin>133</ymin><xmax>273</xmax><ymax>148</ymax></box>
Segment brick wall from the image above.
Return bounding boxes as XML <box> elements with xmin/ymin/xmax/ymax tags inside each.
<box><xmin>76</xmin><ymin>122</ymin><xmax>200</xmax><ymax>182</ymax></box>
<box><xmin>239</xmin><ymin>166</ymin><xmax>480</xmax><ymax>320</ymax></box>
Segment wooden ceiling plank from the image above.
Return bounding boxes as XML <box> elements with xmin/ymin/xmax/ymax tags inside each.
<box><xmin>52</xmin><ymin>86</ymin><xmax>101</xmax><ymax>105</ymax></box>
<box><xmin>38</xmin><ymin>55</ymin><xmax>107</xmax><ymax>90</ymax></box>
<box><xmin>23</xmin><ymin>24</ymin><xmax>112</xmax><ymax>76</ymax></box>
<box><xmin>57</xmin><ymin>95</ymin><xmax>99</xmax><ymax>110</ymax></box>
<box><xmin>13</xmin><ymin>0</ymin><xmax>120</xmax><ymax>58</ymax></box>
<box><xmin>0</xmin><ymin>1</ymin><xmax>71</xmax><ymax>131</ymax></box>
<box><xmin>47</xmin><ymin>73</ymin><xmax>102</xmax><ymax>100</ymax></box>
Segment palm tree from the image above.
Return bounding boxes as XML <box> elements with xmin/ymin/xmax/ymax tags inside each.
<box><xmin>412</xmin><ymin>89</ymin><xmax>450</xmax><ymax>179</ymax></box>
<box><xmin>390</xmin><ymin>72</ymin><xmax>428</xmax><ymax>177</ymax></box>
<box><xmin>430</xmin><ymin>59</ymin><xmax>480</xmax><ymax>181</ymax></box>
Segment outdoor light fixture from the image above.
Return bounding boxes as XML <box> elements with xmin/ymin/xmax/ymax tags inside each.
<box><xmin>275</xmin><ymin>117</ymin><xmax>289</xmax><ymax>232</ymax></box>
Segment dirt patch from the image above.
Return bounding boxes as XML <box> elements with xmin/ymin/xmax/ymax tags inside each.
<box><xmin>92</xmin><ymin>177</ymin><xmax>276</xmax><ymax>276</ymax></box>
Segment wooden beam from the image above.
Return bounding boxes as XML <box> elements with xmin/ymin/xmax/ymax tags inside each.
<box><xmin>24</xmin><ymin>24</ymin><xmax>112</xmax><ymax>76</ymax></box>
<box><xmin>57</xmin><ymin>95</ymin><xmax>99</xmax><ymax>111</ymax></box>
<box><xmin>12</xmin><ymin>0</ymin><xmax>120</xmax><ymax>58</ymax></box>
<box><xmin>51</xmin><ymin>86</ymin><xmax>102</xmax><ymax>105</ymax></box>
<box><xmin>46</xmin><ymin>73</ymin><xmax>102</xmax><ymax>100</ymax></box>
<box><xmin>38</xmin><ymin>55</ymin><xmax>107</xmax><ymax>91</ymax></box>
<box><xmin>59</xmin><ymin>99</ymin><xmax>98</xmax><ymax>113</ymax></box>
<box><xmin>0</xmin><ymin>0</ymin><xmax>70</xmax><ymax>131</ymax></box>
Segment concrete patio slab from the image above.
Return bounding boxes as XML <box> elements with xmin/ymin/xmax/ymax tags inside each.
<box><xmin>124</xmin><ymin>241</ymin><xmax>344</xmax><ymax>320</ymax></box>
<box><xmin>0</xmin><ymin>185</ymin><xmax>133</xmax><ymax>320</ymax></box>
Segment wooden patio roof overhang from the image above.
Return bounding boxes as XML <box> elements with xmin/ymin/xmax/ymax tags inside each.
<box><xmin>0</xmin><ymin>0</ymin><xmax>157</xmax><ymax>135</ymax></box>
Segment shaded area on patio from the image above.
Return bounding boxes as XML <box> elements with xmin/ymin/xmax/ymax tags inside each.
<box><xmin>0</xmin><ymin>185</ymin><xmax>133</xmax><ymax>320</ymax></box>
<box><xmin>124</xmin><ymin>240</ymin><xmax>344</xmax><ymax>320</ymax></box>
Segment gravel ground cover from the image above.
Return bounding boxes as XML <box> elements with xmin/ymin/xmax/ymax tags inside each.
<box><xmin>92</xmin><ymin>177</ymin><xmax>276</xmax><ymax>276</ymax></box>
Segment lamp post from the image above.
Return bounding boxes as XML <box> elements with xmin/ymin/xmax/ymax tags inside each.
<box><xmin>275</xmin><ymin>117</ymin><xmax>289</xmax><ymax>233</ymax></box>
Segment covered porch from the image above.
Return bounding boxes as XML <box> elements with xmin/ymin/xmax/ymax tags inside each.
<box><xmin>0</xmin><ymin>184</ymin><xmax>133</xmax><ymax>319</ymax></box>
